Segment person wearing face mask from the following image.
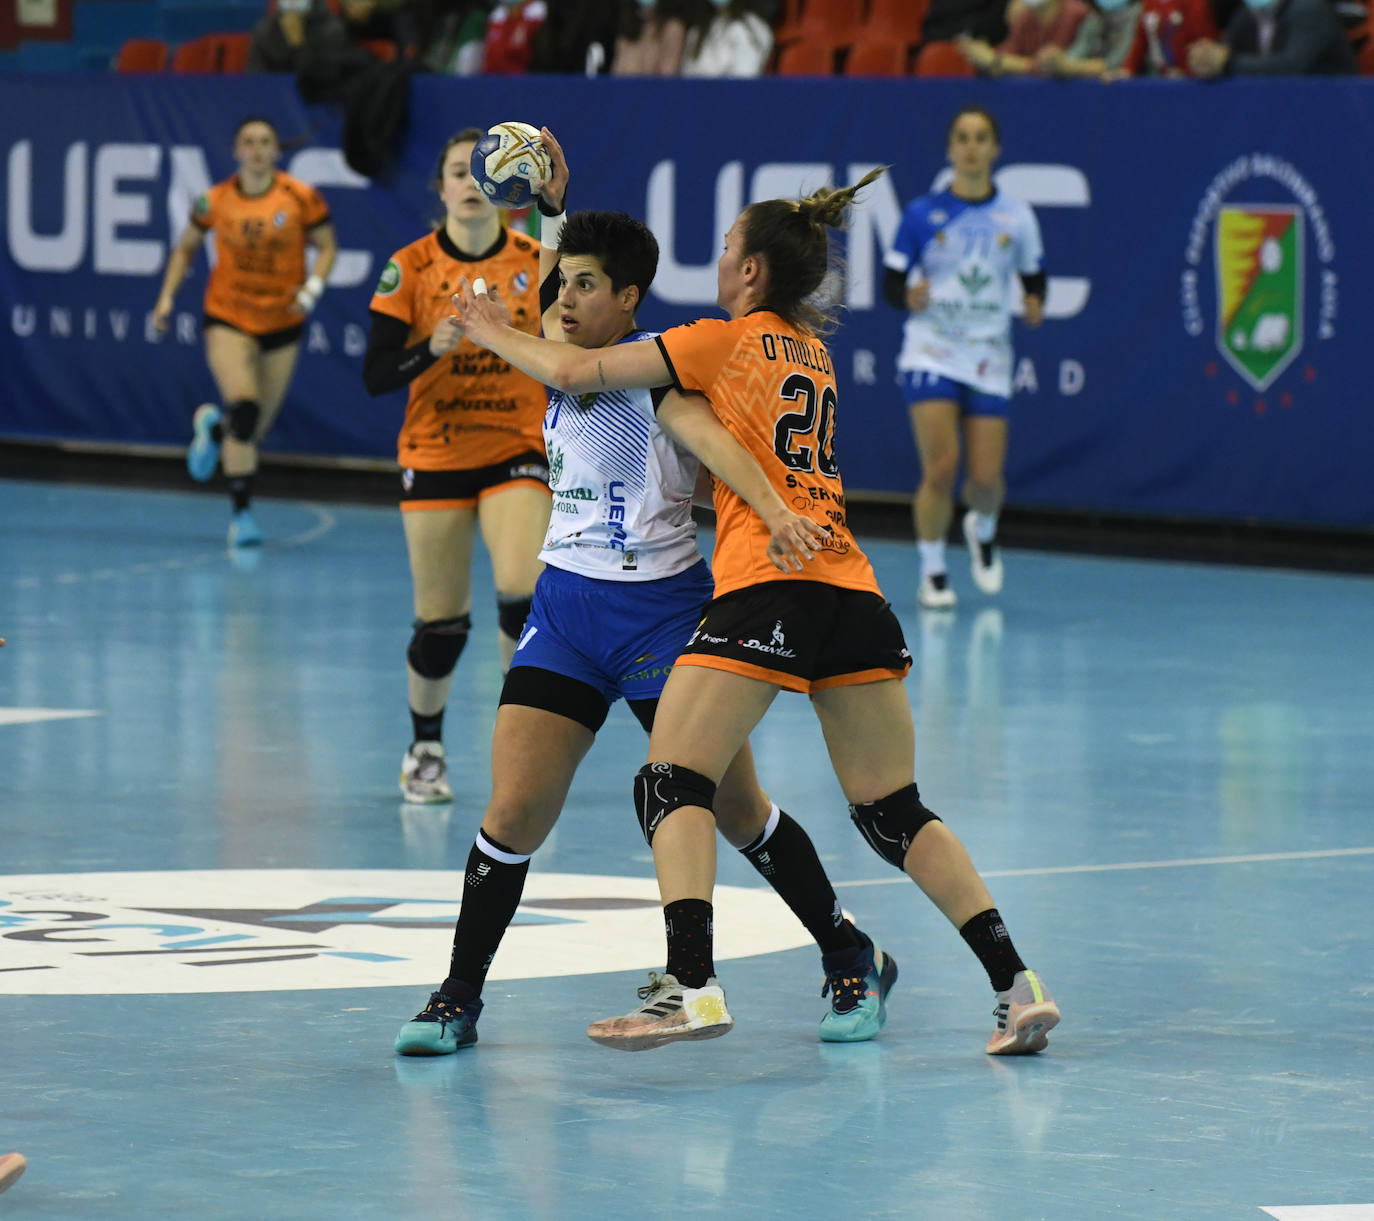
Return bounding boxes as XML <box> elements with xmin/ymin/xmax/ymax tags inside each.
<box><xmin>957</xmin><ymin>0</ymin><xmax>1091</xmax><ymax>73</ymax></box>
<box><xmin>612</xmin><ymin>0</ymin><xmax>692</xmax><ymax>75</ymax></box>
<box><xmin>1112</xmin><ymin>0</ymin><xmax>1216</xmax><ymax>76</ymax></box>
<box><xmin>1035</xmin><ymin>0</ymin><xmax>1142</xmax><ymax>77</ymax></box>
<box><xmin>246</xmin><ymin>0</ymin><xmax>351</xmax><ymax>74</ymax></box>
<box><xmin>1186</xmin><ymin>0</ymin><xmax>1357</xmax><ymax>75</ymax></box>
<box><xmin>680</xmin><ymin>0</ymin><xmax>773</xmax><ymax>77</ymax></box>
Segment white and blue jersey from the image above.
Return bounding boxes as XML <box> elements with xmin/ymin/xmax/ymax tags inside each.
<box><xmin>512</xmin><ymin>330</ymin><xmax>710</xmax><ymax>708</ymax></box>
<box><xmin>539</xmin><ymin>331</ymin><xmax>701</xmax><ymax>582</ymax></box>
<box><xmin>885</xmin><ymin>188</ymin><xmax>1043</xmax><ymax>398</ymax></box>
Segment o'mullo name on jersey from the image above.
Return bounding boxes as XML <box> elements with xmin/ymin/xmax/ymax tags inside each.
<box><xmin>758</xmin><ymin>333</ymin><xmax>832</xmax><ymax>375</ymax></box>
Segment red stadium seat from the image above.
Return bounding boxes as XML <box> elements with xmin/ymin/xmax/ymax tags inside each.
<box><xmin>115</xmin><ymin>37</ymin><xmax>169</xmax><ymax>73</ymax></box>
<box><xmin>795</xmin><ymin>0</ymin><xmax>864</xmax><ymax>48</ymax></box>
<box><xmin>866</xmin><ymin>0</ymin><xmax>929</xmax><ymax>44</ymax></box>
<box><xmin>215</xmin><ymin>33</ymin><xmax>252</xmax><ymax>73</ymax></box>
<box><xmin>845</xmin><ymin>36</ymin><xmax>909</xmax><ymax>75</ymax></box>
<box><xmin>362</xmin><ymin>37</ymin><xmax>398</xmax><ymax>61</ymax></box>
<box><xmin>171</xmin><ymin>35</ymin><xmax>220</xmax><ymax>73</ymax></box>
<box><xmin>776</xmin><ymin>38</ymin><xmax>837</xmax><ymax>75</ymax></box>
<box><xmin>914</xmin><ymin>39</ymin><xmax>975</xmax><ymax>76</ymax></box>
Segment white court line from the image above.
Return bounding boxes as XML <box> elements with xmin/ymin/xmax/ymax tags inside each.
<box><xmin>1262</xmin><ymin>1207</ymin><xmax>1374</xmax><ymax>1219</ymax></box>
<box><xmin>0</xmin><ymin>708</ymin><xmax>102</xmax><ymax>726</ymax></box>
<box><xmin>834</xmin><ymin>846</ymin><xmax>1374</xmax><ymax>889</ymax></box>
<box><xmin>273</xmin><ymin>503</ymin><xmax>337</xmax><ymax>549</ymax></box>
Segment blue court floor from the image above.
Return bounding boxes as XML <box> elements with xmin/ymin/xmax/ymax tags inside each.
<box><xmin>2</xmin><ymin>478</ymin><xmax>1371</xmax><ymax>1221</ymax></box>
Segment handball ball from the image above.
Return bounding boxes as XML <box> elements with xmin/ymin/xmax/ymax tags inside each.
<box><xmin>470</xmin><ymin>122</ymin><xmax>552</xmax><ymax>210</ymax></box>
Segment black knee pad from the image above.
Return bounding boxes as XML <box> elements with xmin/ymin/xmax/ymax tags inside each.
<box><xmin>407</xmin><ymin>614</ymin><xmax>471</xmax><ymax>680</ymax></box>
<box><xmin>227</xmin><ymin>398</ymin><xmax>261</xmax><ymax>443</ymax></box>
<box><xmin>849</xmin><ymin>783</ymin><xmax>941</xmax><ymax>870</ymax></box>
<box><xmin>633</xmin><ymin>762</ymin><xmax>716</xmax><ymax>847</ymax></box>
<box><xmin>496</xmin><ymin>594</ymin><xmax>533</xmax><ymax>641</ymax></box>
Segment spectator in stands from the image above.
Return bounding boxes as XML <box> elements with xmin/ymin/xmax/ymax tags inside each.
<box><xmin>528</xmin><ymin>0</ymin><xmax>620</xmax><ymax>73</ymax></box>
<box><xmin>418</xmin><ymin>0</ymin><xmax>492</xmax><ymax>73</ymax></box>
<box><xmin>958</xmin><ymin>0</ymin><xmax>1092</xmax><ymax>73</ymax></box>
<box><xmin>680</xmin><ymin>0</ymin><xmax>773</xmax><ymax>76</ymax></box>
<box><xmin>1035</xmin><ymin>0</ymin><xmax>1141</xmax><ymax>76</ymax></box>
<box><xmin>481</xmin><ymin>0</ymin><xmax>546</xmax><ymax>73</ymax></box>
<box><xmin>1187</xmin><ymin>0</ymin><xmax>1357</xmax><ymax>74</ymax></box>
<box><xmin>340</xmin><ymin>0</ymin><xmax>420</xmax><ymax>54</ymax></box>
<box><xmin>247</xmin><ymin>0</ymin><xmax>351</xmax><ymax>73</ymax></box>
<box><xmin>612</xmin><ymin>0</ymin><xmax>694</xmax><ymax>75</ymax></box>
<box><xmin>1110</xmin><ymin>0</ymin><xmax>1216</xmax><ymax>76</ymax></box>
<box><xmin>921</xmin><ymin>0</ymin><xmax>1011</xmax><ymax>47</ymax></box>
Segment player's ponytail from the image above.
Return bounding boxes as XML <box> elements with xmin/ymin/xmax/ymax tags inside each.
<box><xmin>743</xmin><ymin>167</ymin><xmax>887</xmax><ymax>336</ymax></box>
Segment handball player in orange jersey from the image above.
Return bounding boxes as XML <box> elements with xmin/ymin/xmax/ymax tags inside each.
<box><xmin>153</xmin><ymin>116</ymin><xmax>338</xmax><ymax>548</ymax></box>
<box><xmin>451</xmin><ymin>172</ymin><xmax>1060</xmax><ymax>1056</ymax></box>
<box><xmin>363</xmin><ymin>129</ymin><xmax>555</xmax><ymax>805</ymax></box>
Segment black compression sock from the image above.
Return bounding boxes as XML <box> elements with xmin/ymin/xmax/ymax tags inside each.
<box><xmin>740</xmin><ymin>807</ymin><xmax>860</xmax><ymax>955</ymax></box>
<box><xmin>959</xmin><ymin>908</ymin><xmax>1027</xmax><ymax>993</ymax></box>
<box><xmin>229</xmin><ymin>475</ymin><xmax>254</xmax><ymax>512</ymax></box>
<box><xmin>411</xmin><ymin>708</ymin><xmax>444</xmax><ymax>744</ymax></box>
<box><xmin>663</xmin><ymin>898</ymin><xmax>715</xmax><ymax>988</ymax></box>
<box><xmin>446</xmin><ymin>831</ymin><xmax>531</xmax><ymax>995</ymax></box>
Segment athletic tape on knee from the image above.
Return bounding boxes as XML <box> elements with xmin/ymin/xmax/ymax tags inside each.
<box><xmin>496</xmin><ymin>594</ymin><xmax>533</xmax><ymax>642</ymax></box>
<box><xmin>407</xmin><ymin>614</ymin><xmax>471</xmax><ymax>680</ymax></box>
<box><xmin>633</xmin><ymin>762</ymin><xmax>716</xmax><ymax>847</ymax></box>
<box><xmin>227</xmin><ymin>399</ymin><xmax>261</xmax><ymax>443</ymax></box>
<box><xmin>849</xmin><ymin>783</ymin><xmax>941</xmax><ymax>870</ymax></box>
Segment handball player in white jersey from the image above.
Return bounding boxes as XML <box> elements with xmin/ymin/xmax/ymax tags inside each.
<box><xmin>394</xmin><ymin>201</ymin><xmax>895</xmax><ymax>1056</ymax></box>
<box><xmin>884</xmin><ymin>105</ymin><xmax>1045</xmax><ymax>610</ymax></box>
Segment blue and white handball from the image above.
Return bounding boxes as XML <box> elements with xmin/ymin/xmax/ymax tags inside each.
<box><xmin>470</xmin><ymin>121</ymin><xmax>552</xmax><ymax>210</ymax></box>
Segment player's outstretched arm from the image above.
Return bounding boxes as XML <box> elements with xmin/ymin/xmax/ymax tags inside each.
<box><xmin>658</xmin><ymin>391</ymin><xmax>823</xmax><ymax>573</ymax></box>
<box><xmin>451</xmin><ymin>277</ymin><xmax>671</xmax><ymax>393</ymax></box>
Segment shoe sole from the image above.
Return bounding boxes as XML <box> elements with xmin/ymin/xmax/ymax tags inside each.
<box><xmin>399</xmin><ymin>786</ymin><xmax>453</xmax><ymax>805</ymax></box>
<box><xmin>395</xmin><ymin>1030</ymin><xmax>478</xmax><ymax>1056</ymax></box>
<box><xmin>587</xmin><ymin>1020</ymin><xmax>733</xmax><ymax>1052</ymax></box>
<box><xmin>987</xmin><ymin>1003</ymin><xmax>1060</xmax><ymax>1055</ymax></box>
<box><xmin>188</xmin><ymin>406</ymin><xmax>222</xmax><ymax>483</ymax></box>
<box><xmin>961</xmin><ymin>513</ymin><xmax>1004</xmax><ymax>595</ymax></box>
<box><xmin>819</xmin><ymin>951</ymin><xmax>899</xmax><ymax>1043</ymax></box>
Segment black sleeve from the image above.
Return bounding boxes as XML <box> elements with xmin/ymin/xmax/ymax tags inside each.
<box><xmin>362</xmin><ymin>309</ymin><xmax>439</xmax><ymax>397</ymax></box>
<box><xmin>882</xmin><ymin>266</ymin><xmax>909</xmax><ymax>310</ymax></box>
<box><xmin>653</xmin><ymin>336</ymin><xmax>686</xmax><ymax>395</ymax></box>
<box><xmin>1019</xmin><ymin>270</ymin><xmax>1047</xmax><ymax>300</ymax></box>
<box><xmin>540</xmin><ymin>259</ymin><xmax>560</xmax><ymax>316</ymax></box>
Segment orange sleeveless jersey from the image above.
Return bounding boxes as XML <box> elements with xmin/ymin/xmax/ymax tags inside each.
<box><xmin>191</xmin><ymin>172</ymin><xmax>330</xmax><ymax>335</ymax></box>
<box><xmin>370</xmin><ymin>228</ymin><xmax>546</xmax><ymax>471</ymax></box>
<box><xmin>657</xmin><ymin>313</ymin><xmax>881</xmax><ymax>600</ymax></box>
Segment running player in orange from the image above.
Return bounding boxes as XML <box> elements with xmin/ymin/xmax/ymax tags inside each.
<box><xmin>363</xmin><ymin>128</ymin><xmax>553</xmax><ymax>805</ymax></box>
<box><xmin>451</xmin><ymin>172</ymin><xmax>1061</xmax><ymax>1056</ymax></box>
<box><xmin>153</xmin><ymin>116</ymin><xmax>338</xmax><ymax>548</ymax></box>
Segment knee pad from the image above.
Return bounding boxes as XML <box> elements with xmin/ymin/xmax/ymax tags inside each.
<box><xmin>407</xmin><ymin>614</ymin><xmax>471</xmax><ymax>680</ymax></box>
<box><xmin>227</xmin><ymin>399</ymin><xmax>261</xmax><ymax>443</ymax></box>
<box><xmin>633</xmin><ymin>762</ymin><xmax>716</xmax><ymax>847</ymax></box>
<box><xmin>496</xmin><ymin>594</ymin><xmax>533</xmax><ymax>641</ymax></box>
<box><xmin>849</xmin><ymin>783</ymin><xmax>941</xmax><ymax>870</ymax></box>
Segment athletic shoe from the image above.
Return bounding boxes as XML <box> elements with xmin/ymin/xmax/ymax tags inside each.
<box><xmin>962</xmin><ymin>510</ymin><xmax>1004</xmax><ymax>595</ymax></box>
<box><xmin>819</xmin><ymin>933</ymin><xmax>899</xmax><ymax>1043</ymax></box>
<box><xmin>227</xmin><ymin>508</ymin><xmax>261</xmax><ymax>549</ymax></box>
<box><xmin>394</xmin><ymin>990</ymin><xmax>483</xmax><ymax>1056</ymax></box>
<box><xmin>586</xmin><ymin>972</ymin><xmax>733</xmax><ymax>1051</ymax></box>
<box><xmin>918</xmin><ymin>572</ymin><xmax>957</xmax><ymax>610</ymax></box>
<box><xmin>400</xmin><ymin>742</ymin><xmax>452</xmax><ymax>804</ymax></box>
<box><xmin>986</xmin><ymin>969</ymin><xmax>1060</xmax><ymax>1055</ymax></box>
<box><xmin>187</xmin><ymin>403</ymin><xmax>222</xmax><ymax>483</ymax></box>
<box><xmin>0</xmin><ymin>1152</ymin><xmax>25</xmax><ymax>1196</ymax></box>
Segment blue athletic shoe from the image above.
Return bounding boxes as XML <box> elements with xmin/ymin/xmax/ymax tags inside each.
<box><xmin>819</xmin><ymin>933</ymin><xmax>898</xmax><ymax>1043</ymax></box>
<box><xmin>227</xmin><ymin>508</ymin><xmax>261</xmax><ymax>549</ymax></box>
<box><xmin>395</xmin><ymin>990</ymin><xmax>483</xmax><ymax>1056</ymax></box>
<box><xmin>187</xmin><ymin>403</ymin><xmax>222</xmax><ymax>483</ymax></box>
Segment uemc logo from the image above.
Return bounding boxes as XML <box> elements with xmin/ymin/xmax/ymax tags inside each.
<box><xmin>644</xmin><ymin>160</ymin><xmax>1090</xmax><ymax>320</ymax></box>
<box><xmin>1181</xmin><ymin>154</ymin><xmax>1338</xmax><ymax>401</ymax></box>
<box><xmin>4</xmin><ymin>140</ymin><xmax>372</xmax><ymax>286</ymax></box>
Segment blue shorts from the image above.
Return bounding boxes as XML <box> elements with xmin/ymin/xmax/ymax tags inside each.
<box><xmin>902</xmin><ymin>370</ymin><xmax>1009</xmax><ymax>419</ymax></box>
<box><xmin>510</xmin><ymin>559</ymin><xmax>714</xmax><ymax>706</ymax></box>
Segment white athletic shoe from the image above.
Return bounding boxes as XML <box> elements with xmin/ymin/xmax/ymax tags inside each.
<box><xmin>962</xmin><ymin>510</ymin><xmax>1004</xmax><ymax>595</ymax></box>
<box><xmin>586</xmin><ymin>972</ymin><xmax>733</xmax><ymax>1051</ymax></box>
<box><xmin>400</xmin><ymin>742</ymin><xmax>452</xmax><ymax>804</ymax></box>
<box><xmin>918</xmin><ymin>573</ymin><xmax>957</xmax><ymax>610</ymax></box>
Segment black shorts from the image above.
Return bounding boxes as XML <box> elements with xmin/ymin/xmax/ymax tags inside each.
<box><xmin>203</xmin><ymin>315</ymin><xmax>304</xmax><ymax>352</ymax></box>
<box><xmin>677</xmin><ymin>580</ymin><xmax>911</xmax><ymax>694</ymax></box>
<box><xmin>399</xmin><ymin>451</ymin><xmax>550</xmax><ymax>509</ymax></box>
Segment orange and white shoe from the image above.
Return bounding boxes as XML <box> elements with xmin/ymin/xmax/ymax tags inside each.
<box><xmin>986</xmin><ymin>969</ymin><xmax>1060</xmax><ymax>1055</ymax></box>
<box><xmin>587</xmin><ymin>972</ymin><xmax>733</xmax><ymax>1052</ymax></box>
<box><xmin>0</xmin><ymin>1152</ymin><xmax>26</xmax><ymax>1196</ymax></box>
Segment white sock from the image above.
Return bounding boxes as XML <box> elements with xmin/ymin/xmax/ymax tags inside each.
<box><xmin>973</xmin><ymin>512</ymin><xmax>998</xmax><ymax>544</ymax></box>
<box><xmin>918</xmin><ymin>540</ymin><xmax>947</xmax><ymax>578</ymax></box>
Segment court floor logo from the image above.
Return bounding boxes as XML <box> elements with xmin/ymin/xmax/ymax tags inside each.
<box><xmin>1181</xmin><ymin>154</ymin><xmax>1338</xmax><ymax>406</ymax></box>
<box><xmin>0</xmin><ymin>870</ymin><xmax>814</xmax><ymax>996</ymax></box>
